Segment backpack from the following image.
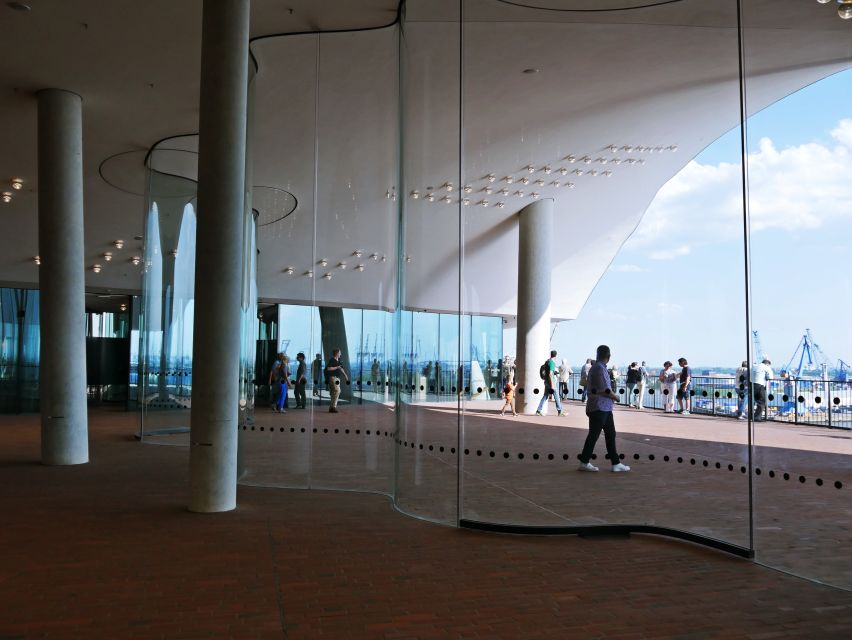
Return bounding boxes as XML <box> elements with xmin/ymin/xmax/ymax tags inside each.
<box><xmin>539</xmin><ymin>361</ymin><xmax>549</xmax><ymax>380</ymax></box>
<box><xmin>627</xmin><ymin>368</ymin><xmax>640</xmax><ymax>384</ymax></box>
<box><xmin>503</xmin><ymin>384</ymin><xmax>512</xmax><ymax>394</ymax></box>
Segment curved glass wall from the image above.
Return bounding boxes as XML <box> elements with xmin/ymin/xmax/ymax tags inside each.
<box><xmin>178</xmin><ymin>0</ymin><xmax>851</xmax><ymax>590</ymax></box>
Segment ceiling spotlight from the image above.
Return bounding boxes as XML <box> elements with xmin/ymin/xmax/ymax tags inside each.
<box><xmin>514</xmin><ymin>190</ymin><xmax>524</xmax><ymax>197</ymax></box>
<box><xmin>381</xmin><ymin>255</ymin><xmax>387</xmax><ymax>262</ymax></box>
<box><xmin>353</xmin><ymin>250</ymin><xmax>363</xmax><ymax>258</ymax></box>
<box><xmin>410</xmin><ymin>190</ymin><xmax>420</xmax><ymax>199</ymax></box>
<box><xmin>496</xmin><ymin>202</ymin><xmax>505</xmax><ymax>208</ymax></box>
<box><xmin>581</xmin><ymin>156</ymin><xmax>592</xmax><ymax>164</ymax></box>
<box><xmin>113</xmin><ymin>239</ymin><xmax>124</xmax><ymax>249</ymax></box>
<box><xmin>484</xmin><ymin>186</ymin><xmax>493</xmax><ymax>194</ymax></box>
<box><xmin>636</xmin><ymin>146</ymin><xmax>646</xmax><ymax>152</ymax></box>
<box><xmin>626</xmin><ymin>158</ymin><xmax>637</xmax><ymax>165</ymax></box>
<box><xmin>305</xmin><ymin>270</ymin><xmax>314</xmax><ymax>278</ymax></box>
<box><xmin>463</xmin><ymin>185</ymin><xmax>473</xmax><ymax>193</ymax></box>
<box><xmin>370</xmin><ymin>253</ymin><xmax>379</xmax><ymax>260</ymax></box>
<box><xmin>92</xmin><ymin>264</ymin><xmax>102</xmax><ymax>273</ymax></box>
<box><xmin>522</xmin><ymin>68</ymin><xmax>539</xmax><ymax>74</ymax></box>
<box><xmin>385</xmin><ymin>190</ymin><xmax>392</xmax><ymax>199</ymax></box>
<box><xmin>444</xmin><ymin>182</ymin><xmax>454</xmax><ymax>192</ymax></box>
<box><xmin>478</xmin><ymin>200</ymin><xmax>489</xmax><ymax>207</ymax></box>
<box><xmin>667</xmin><ymin>145</ymin><xmax>678</xmax><ymax>152</ymax></box>
<box><xmin>284</xmin><ymin>267</ymin><xmax>295</xmax><ymax>275</ymax></box>
<box><xmin>11</xmin><ymin>179</ymin><xmax>23</xmax><ymax>190</ymax></box>
<box><xmin>426</xmin><ymin>192</ymin><xmax>435</xmax><ymax>202</ymax></box>
<box><xmin>588</xmin><ymin>170</ymin><xmax>598</xmax><ymax>176</ymax></box>
<box><xmin>566</xmin><ymin>182</ymin><xmax>576</xmax><ymax>189</ymax></box>
<box><xmin>169</xmin><ymin>249</ymin><xmax>178</xmax><ymax>258</ymax></box>
<box><xmin>840</xmin><ymin>1</ymin><xmax>852</xmax><ymax>20</ymax></box>
<box><xmin>596</xmin><ymin>157</ymin><xmax>608</xmax><ymax>164</ymax></box>
<box><xmin>559</xmin><ymin>168</ymin><xmax>568</xmax><ymax>176</ymax></box>
<box><xmin>462</xmin><ymin>198</ymin><xmax>471</xmax><ymax>206</ymax></box>
<box><xmin>120</xmin><ymin>303</ymin><xmax>127</xmax><ymax>312</ymax></box>
<box><xmin>487</xmin><ymin>173</ymin><xmax>496</xmax><ymax>182</ymax></box>
<box><xmin>405</xmin><ymin>255</ymin><xmax>412</xmax><ymax>263</ymax></box>
<box><xmin>637</xmin><ymin>158</ymin><xmax>646</xmax><ymax>165</ymax></box>
<box><xmin>356</xmin><ymin>264</ymin><xmax>365</xmax><ymax>272</ymax></box>
<box><xmin>603</xmin><ymin>170</ymin><xmax>613</xmax><ymax>177</ymax></box>
<box><xmin>103</xmin><ymin>252</ymin><xmax>113</xmax><ymax>261</ymax></box>
<box><xmin>565</xmin><ymin>155</ymin><xmax>576</xmax><ymax>163</ymax></box>
<box><xmin>130</xmin><ymin>256</ymin><xmax>141</xmax><ymax>265</ymax></box>
<box><xmin>526</xmin><ymin>165</ymin><xmax>535</xmax><ymax>173</ymax></box>
<box><xmin>337</xmin><ymin>262</ymin><xmax>347</xmax><ymax>270</ymax></box>
<box><xmin>551</xmin><ymin>181</ymin><xmax>561</xmax><ymax>188</ymax></box>
<box><xmin>499</xmin><ymin>188</ymin><xmax>509</xmax><ymax>196</ymax></box>
<box><xmin>504</xmin><ymin>176</ymin><xmax>514</xmax><ymax>184</ymax></box>
<box><xmin>608</xmin><ymin>145</ymin><xmax>618</xmax><ymax>153</ymax></box>
<box><xmin>33</xmin><ymin>255</ymin><xmax>40</xmax><ymax>265</ymax></box>
<box><xmin>543</xmin><ymin>165</ymin><xmax>552</xmax><ymax>174</ymax></box>
<box><xmin>531</xmin><ymin>192</ymin><xmax>540</xmax><ymax>199</ymax></box>
<box><xmin>655</xmin><ymin>146</ymin><xmax>664</xmax><ymax>152</ymax></box>
<box><xmin>573</xmin><ymin>169</ymin><xmax>584</xmax><ymax>176</ymax></box>
<box><xmin>817</xmin><ymin>0</ymin><xmax>832</xmax><ymax>3</ymax></box>
<box><xmin>441</xmin><ymin>195</ymin><xmax>452</xmax><ymax>204</ymax></box>
<box><xmin>612</xmin><ymin>158</ymin><xmax>622</xmax><ymax>164</ymax></box>
<box><xmin>534</xmin><ymin>179</ymin><xmax>545</xmax><ymax>186</ymax></box>
<box><xmin>319</xmin><ymin>258</ymin><xmax>328</xmax><ymax>267</ymax></box>
<box><xmin>521</xmin><ymin>177</ymin><xmax>530</xmax><ymax>185</ymax></box>
<box><xmin>623</xmin><ymin>145</ymin><xmax>633</xmax><ymax>152</ymax></box>
<box><xmin>323</xmin><ymin>273</ymin><xmax>333</xmax><ymax>280</ymax></box>
<box><xmin>1</xmin><ymin>192</ymin><xmax>11</xmax><ymax>203</ymax></box>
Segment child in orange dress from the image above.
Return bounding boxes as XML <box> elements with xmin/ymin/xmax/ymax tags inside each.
<box><xmin>500</xmin><ymin>374</ymin><xmax>517</xmax><ymax>417</ymax></box>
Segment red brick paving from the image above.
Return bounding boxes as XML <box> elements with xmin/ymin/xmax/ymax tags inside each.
<box><xmin>1</xmin><ymin>408</ymin><xmax>850</xmax><ymax>639</ymax></box>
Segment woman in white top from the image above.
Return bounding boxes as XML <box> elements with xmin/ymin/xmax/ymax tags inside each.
<box><xmin>558</xmin><ymin>358</ymin><xmax>571</xmax><ymax>400</ymax></box>
<box><xmin>659</xmin><ymin>360</ymin><xmax>678</xmax><ymax>413</ymax></box>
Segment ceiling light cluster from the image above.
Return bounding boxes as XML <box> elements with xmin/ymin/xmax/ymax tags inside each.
<box><xmin>285</xmin><ymin>249</ymin><xmax>384</xmax><ymax>280</ymax></box>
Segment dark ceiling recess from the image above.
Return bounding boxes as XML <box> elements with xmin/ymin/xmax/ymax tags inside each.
<box><xmin>7</xmin><ymin>2</ymin><xmax>31</xmax><ymax>11</ymax></box>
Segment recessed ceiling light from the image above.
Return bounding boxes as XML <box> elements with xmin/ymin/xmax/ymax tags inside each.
<box><xmin>114</xmin><ymin>239</ymin><xmax>125</xmax><ymax>249</ymax></box>
<box><xmin>33</xmin><ymin>255</ymin><xmax>40</xmax><ymax>265</ymax></box>
<box><xmin>496</xmin><ymin>202</ymin><xmax>505</xmax><ymax>208</ymax></box>
<box><xmin>356</xmin><ymin>264</ymin><xmax>365</xmax><ymax>272</ymax></box>
<box><xmin>92</xmin><ymin>264</ymin><xmax>102</xmax><ymax>273</ymax></box>
<box><xmin>323</xmin><ymin>273</ymin><xmax>332</xmax><ymax>280</ymax></box>
<box><xmin>11</xmin><ymin>178</ymin><xmax>23</xmax><ymax>190</ymax></box>
<box><xmin>130</xmin><ymin>256</ymin><xmax>141</xmax><ymax>265</ymax></box>
<box><xmin>103</xmin><ymin>252</ymin><xmax>113</xmax><ymax>261</ymax></box>
<box><xmin>305</xmin><ymin>270</ymin><xmax>314</xmax><ymax>278</ymax></box>
<box><xmin>522</xmin><ymin>68</ymin><xmax>539</xmax><ymax>74</ymax></box>
<box><xmin>319</xmin><ymin>258</ymin><xmax>328</xmax><ymax>267</ymax></box>
<box><xmin>1</xmin><ymin>192</ymin><xmax>11</xmax><ymax>203</ymax></box>
<box><xmin>353</xmin><ymin>250</ymin><xmax>362</xmax><ymax>258</ymax></box>
<box><xmin>284</xmin><ymin>267</ymin><xmax>294</xmax><ymax>275</ymax></box>
<box><xmin>120</xmin><ymin>303</ymin><xmax>127</xmax><ymax>311</ymax></box>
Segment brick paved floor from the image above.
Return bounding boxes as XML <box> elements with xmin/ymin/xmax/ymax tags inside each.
<box><xmin>2</xmin><ymin>408</ymin><xmax>850</xmax><ymax>639</ymax></box>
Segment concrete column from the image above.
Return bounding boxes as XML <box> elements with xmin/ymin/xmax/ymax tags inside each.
<box><xmin>189</xmin><ymin>0</ymin><xmax>250</xmax><ymax>513</ymax></box>
<box><xmin>515</xmin><ymin>199</ymin><xmax>554</xmax><ymax>415</ymax></box>
<box><xmin>37</xmin><ymin>89</ymin><xmax>88</xmax><ymax>465</ymax></box>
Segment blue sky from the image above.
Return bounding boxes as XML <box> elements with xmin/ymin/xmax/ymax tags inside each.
<box><xmin>553</xmin><ymin>68</ymin><xmax>852</xmax><ymax>372</ymax></box>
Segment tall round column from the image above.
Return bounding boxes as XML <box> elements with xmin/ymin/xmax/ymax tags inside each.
<box><xmin>516</xmin><ymin>198</ymin><xmax>554</xmax><ymax>415</ymax></box>
<box><xmin>37</xmin><ymin>89</ymin><xmax>88</xmax><ymax>465</ymax></box>
<box><xmin>189</xmin><ymin>0</ymin><xmax>250</xmax><ymax>512</ymax></box>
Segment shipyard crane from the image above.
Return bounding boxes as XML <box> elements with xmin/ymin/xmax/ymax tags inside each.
<box><xmin>838</xmin><ymin>359</ymin><xmax>850</xmax><ymax>382</ymax></box>
<box><xmin>784</xmin><ymin>329</ymin><xmax>829</xmax><ymax>378</ymax></box>
<box><xmin>752</xmin><ymin>329</ymin><xmax>764</xmax><ymax>362</ymax></box>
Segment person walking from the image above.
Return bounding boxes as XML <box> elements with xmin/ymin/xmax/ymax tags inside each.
<box><xmin>735</xmin><ymin>360</ymin><xmax>749</xmax><ymax>419</ymax></box>
<box><xmin>326</xmin><ymin>348</ymin><xmax>349</xmax><ymax>414</ymax></box>
<box><xmin>578</xmin><ymin>344</ymin><xmax>630</xmax><ymax>473</ymax></box>
<box><xmin>626</xmin><ymin>362</ymin><xmax>641</xmax><ymax>408</ymax></box>
<box><xmin>676</xmin><ymin>357</ymin><xmax>692</xmax><ymax>415</ymax></box>
<box><xmin>637</xmin><ymin>361</ymin><xmax>649</xmax><ymax>410</ymax></box>
<box><xmin>279</xmin><ymin>355</ymin><xmax>292</xmax><ymax>411</ymax></box>
<box><xmin>294</xmin><ymin>352</ymin><xmax>307</xmax><ymax>409</ymax></box>
<box><xmin>659</xmin><ymin>361</ymin><xmax>678</xmax><ymax>413</ymax></box>
<box><xmin>579</xmin><ymin>358</ymin><xmax>593</xmax><ymax>401</ymax></box>
<box><xmin>535</xmin><ymin>350</ymin><xmax>565</xmax><ymax>417</ymax></box>
<box><xmin>371</xmin><ymin>358</ymin><xmax>381</xmax><ymax>394</ymax></box>
<box><xmin>500</xmin><ymin>372</ymin><xmax>517</xmax><ymax>417</ymax></box>
<box><xmin>750</xmin><ymin>357</ymin><xmax>774</xmax><ymax>421</ymax></box>
<box><xmin>311</xmin><ymin>353</ymin><xmax>323</xmax><ymax>399</ymax></box>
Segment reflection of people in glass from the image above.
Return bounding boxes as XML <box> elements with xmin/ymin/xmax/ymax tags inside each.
<box><xmin>579</xmin><ymin>345</ymin><xmax>630</xmax><ymax>473</ymax></box>
<box><xmin>294</xmin><ymin>352</ymin><xmax>307</xmax><ymax>409</ymax></box>
<box><xmin>500</xmin><ymin>372</ymin><xmax>517</xmax><ymax>417</ymax></box>
<box><xmin>311</xmin><ymin>353</ymin><xmax>323</xmax><ymax>398</ymax></box>
<box><xmin>434</xmin><ymin>361</ymin><xmax>441</xmax><ymax>395</ymax></box>
<box><xmin>371</xmin><ymin>358</ymin><xmax>381</xmax><ymax>393</ymax></box>
<box><xmin>268</xmin><ymin>352</ymin><xmax>285</xmax><ymax>412</ymax></box>
<box><xmin>326</xmin><ymin>348</ymin><xmax>348</xmax><ymax>413</ymax></box>
<box><xmin>735</xmin><ymin>360</ymin><xmax>749</xmax><ymax>419</ymax></box>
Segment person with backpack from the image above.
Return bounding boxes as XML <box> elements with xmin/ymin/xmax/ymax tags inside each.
<box><xmin>535</xmin><ymin>350</ymin><xmax>565</xmax><ymax>417</ymax></box>
<box><xmin>500</xmin><ymin>372</ymin><xmax>517</xmax><ymax>417</ymax></box>
<box><xmin>626</xmin><ymin>362</ymin><xmax>641</xmax><ymax>408</ymax></box>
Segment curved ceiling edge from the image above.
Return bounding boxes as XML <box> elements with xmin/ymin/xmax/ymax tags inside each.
<box><xmin>495</xmin><ymin>0</ymin><xmax>684</xmax><ymax>11</ymax></box>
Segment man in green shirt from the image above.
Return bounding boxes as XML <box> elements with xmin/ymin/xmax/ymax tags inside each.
<box><xmin>536</xmin><ymin>350</ymin><xmax>565</xmax><ymax>416</ymax></box>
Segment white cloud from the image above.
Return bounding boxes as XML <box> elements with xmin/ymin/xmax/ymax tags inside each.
<box><xmin>656</xmin><ymin>302</ymin><xmax>683</xmax><ymax>314</ymax></box>
<box><xmin>609</xmin><ymin>263</ymin><xmax>645</xmax><ymax>272</ymax></box>
<box><xmin>625</xmin><ymin>120</ymin><xmax>852</xmax><ymax>258</ymax></box>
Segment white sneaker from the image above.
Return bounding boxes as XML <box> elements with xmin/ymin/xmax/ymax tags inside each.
<box><xmin>682</xmin><ymin>410</ymin><xmax>690</xmax><ymax>415</ymax></box>
<box><xmin>612</xmin><ymin>463</ymin><xmax>631</xmax><ymax>472</ymax></box>
<box><xmin>578</xmin><ymin>462</ymin><xmax>599</xmax><ymax>472</ymax></box>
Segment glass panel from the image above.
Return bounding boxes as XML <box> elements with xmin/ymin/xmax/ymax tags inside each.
<box><xmin>458</xmin><ymin>0</ymin><xmax>752</xmax><ymax>548</ymax></box>
<box><xmin>396</xmin><ymin>1</ymin><xmax>462</xmax><ymax>524</ymax></box>
<box><xmin>0</xmin><ymin>288</ymin><xmax>40</xmax><ymax>413</ymax></box>
<box><xmin>742</xmin><ymin>0</ymin><xmax>852</xmax><ymax>588</ymax></box>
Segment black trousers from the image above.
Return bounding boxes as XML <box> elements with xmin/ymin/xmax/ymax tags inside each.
<box><xmin>751</xmin><ymin>382</ymin><xmax>767</xmax><ymax>419</ymax></box>
<box><xmin>294</xmin><ymin>381</ymin><xmax>307</xmax><ymax>408</ymax></box>
<box><xmin>580</xmin><ymin>410</ymin><xmax>621</xmax><ymax>465</ymax></box>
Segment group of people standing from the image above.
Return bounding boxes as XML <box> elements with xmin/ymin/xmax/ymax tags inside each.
<box><xmin>268</xmin><ymin>349</ymin><xmax>349</xmax><ymax>414</ymax></box>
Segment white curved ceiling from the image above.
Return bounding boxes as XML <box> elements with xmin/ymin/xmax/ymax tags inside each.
<box><xmin>0</xmin><ymin>0</ymin><xmax>850</xmax><ymax>320</ymax></box>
